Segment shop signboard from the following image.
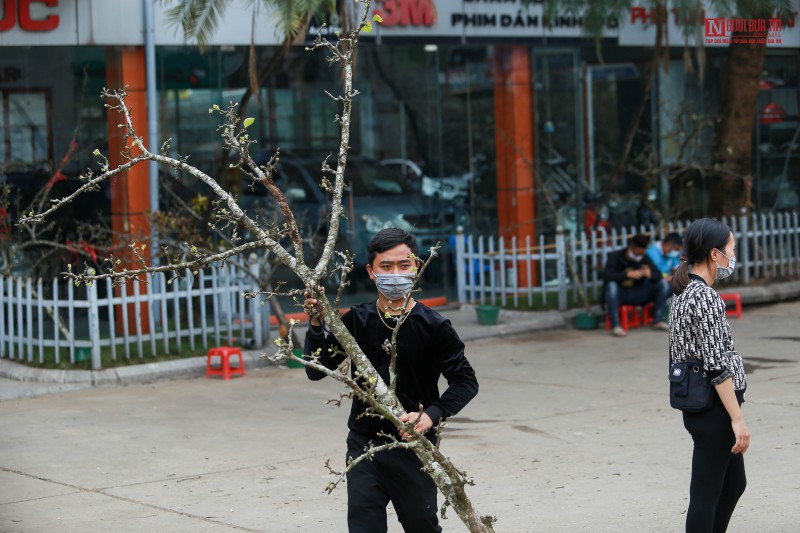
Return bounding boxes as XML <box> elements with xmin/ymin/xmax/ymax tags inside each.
<box><xmin>371</xmin><ymin>0</ymin><xmax>619</xmax><ymax>39</ymax></box>
<box><xmin>0</xmin><ymin>0</ymin><xmax>622</xmax><ymax>45</ymax></box>
<box><xmin>4</xmin><ymin>0</ymin><xmax>792</xmax><ymax>48</ymax></box>
<box><xmin>0</xmin><ymin>0</ymin><xmax>286</xmax><ymax>46</ymax></box>
<box><xmin>618</xmin><ymin>0</ymin><xmax>800</xmax><ymax>48</ymax></box>
<box><xmin>0</xmin><ymin>0</ymin><xmax>60</xmax><ymax>32</ymax></box>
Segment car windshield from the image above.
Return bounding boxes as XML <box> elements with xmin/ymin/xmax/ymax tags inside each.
<box><xmin>303</xmin><ymin>159</ymin><xmax>416</xmax><ymax>197</ymax></box>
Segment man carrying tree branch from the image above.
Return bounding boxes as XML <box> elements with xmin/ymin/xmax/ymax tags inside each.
<box><xmin>303</xmin><ymin>228</ymin><xmax>479</xmax><ymax>533</ymax></box>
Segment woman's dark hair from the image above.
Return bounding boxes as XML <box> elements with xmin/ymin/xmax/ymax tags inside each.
<box><xmin>672</xmin><ymin>218</ymin><xmax>732</xmax><ymax>295</ymax></box>
<box><xmin>367</xmin><ymin>228</ymin><xmax>419</xmax><ymax>266</ymax></box>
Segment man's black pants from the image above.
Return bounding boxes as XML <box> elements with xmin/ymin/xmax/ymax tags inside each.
<box><xmin>346</xmin><ymin>430</ymin><xmax>441</xmax><ymax>533</ymax></box>
<box><xmin>683</xmin><ymin>398</ymin><xmax>747</xmax><ymax>532</ymax></box>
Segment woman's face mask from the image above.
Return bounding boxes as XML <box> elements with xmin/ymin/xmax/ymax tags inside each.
<box><xmin>667</xmin><ymin>250</ymin><xmax>680</xmax><ymax>259</ymax></box>
<box><xmin>714</xmin><ymin>249</ymin><xmax>736</xmax><ymax>280</ymax></box>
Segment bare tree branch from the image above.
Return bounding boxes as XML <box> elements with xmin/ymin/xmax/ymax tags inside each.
<box><xmin>22</xmin><ymin>2</ymin><xmax>496</xmax><ymax>530</ymax></box>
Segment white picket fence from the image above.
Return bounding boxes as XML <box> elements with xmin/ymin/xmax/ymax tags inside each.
<box><xmin>0</xmin><ymin>262</ymin><xmax>270</xmax><ymax>369</ymax></box>
<box><xmin>456</xmin><ymin>211</ymin><xmax>800</xmax><ymax>309</ymax></box>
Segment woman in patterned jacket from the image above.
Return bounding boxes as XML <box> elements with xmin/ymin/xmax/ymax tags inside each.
<box><xmin>669</xmin><ymin>218</ymin><xmax>750</xmax><ymax>533</ymax></box>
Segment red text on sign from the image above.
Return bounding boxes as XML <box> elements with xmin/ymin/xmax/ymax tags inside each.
<box><xmin>373</xmin><ymin>0</ymin><xmax>436</xmax><ymax>28</ymax></box>
<box><xmin>0</xmin><ymin>0</ymin><xmax>60</xmax><ymax>32</ymax></box>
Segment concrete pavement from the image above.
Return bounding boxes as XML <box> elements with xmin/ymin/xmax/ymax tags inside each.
<box><xmin>1</xmin><ymin>299</ymin><xmax>799</xmax><ymax>532</ymax></box>
<box><xmin>0</xmin><ymin>304</ymin><xmax>567</xmax><ymax>401</ymax></box>
<box><xmin>4</xmin><ymin>280</ymin><xmax>799</xmax><ymax>399</ymax></box>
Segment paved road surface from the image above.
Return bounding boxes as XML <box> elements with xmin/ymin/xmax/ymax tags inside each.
<box><xmin>1</xmin><ymin>301</ymin><xmax>798</xmax><ymax>532</ymax></box>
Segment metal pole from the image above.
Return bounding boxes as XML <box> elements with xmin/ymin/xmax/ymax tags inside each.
<box><xmin>399</xmin><ymin>100</ymin><xmax>407</xmax><ymax>160</ymax></box>
<box><xmin>740</xmin><ymin>208</ymin><xmax>750</xmax><ymax>286</ymax></box>
<box><xmin>88</xmin><ymin>281</ymin><xmax>101</xmax><ymax>370</ymax></box>
<box><xmin>575</xmin><ymin>55</ymin><xmax>584</xmax><ymax>238</ymax></box>
<box><xmin>249</xmin><ymin>254</ymin><xmax>264</xmax><ymax>348</ymax></box>
<box><xmin>456</xmin><ymin>226</ymin><xmax>466</xmax><ymax>304</ymax></box>
<box><xmin>556</xmin><ymin>226</ymin><xmax>567</xmax><ymax>311</ymax></box>
<box><xmin>435</xmin><ymin>47</ymin><xmax>444</xmax><ymax>178</ymax></box>
<box><xmin>143</xmin><ymin>0</ymin><xmax>159</xmax><ymax>237</ymax></box>
<box><xmin>143</xmin><ymin>0</ymin><xmax>161</xmax><ymax>326</ymax></box>
<box><xmin>466</xmin><ymin>54</ymin><xmax>476</xmax><ymax>229</ymax></box>
<box><xmin>586</xmin><ymin>68</ymin><xmax>596</xmax><ymax>193</ymax></box>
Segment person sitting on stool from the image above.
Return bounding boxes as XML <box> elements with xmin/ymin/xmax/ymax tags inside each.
<box><xmin>602</xmin><ymin>233</ymin><xmax>671</xmax><ymax>337</ymax></box>
<box><xmin>646</xmin><ymin>232</ymin><xmax>683</xmax><ymax>282</ymax></box>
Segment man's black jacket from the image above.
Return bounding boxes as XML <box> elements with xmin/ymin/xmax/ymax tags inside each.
<box><xmin>601</xmin><ymin>248</ymin><xmax>662</xmax><ymax>289</ymax></box>
<box><xmin>304</xmin><ymin>301</ymin><xmax>478</xmax><ymax>440</ymax></box>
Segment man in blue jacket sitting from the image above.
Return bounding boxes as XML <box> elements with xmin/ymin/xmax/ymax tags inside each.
<box><xmin>646</xmin><ymin>232</ymin><xmax>682</xmax><ymax>281</ymax></box>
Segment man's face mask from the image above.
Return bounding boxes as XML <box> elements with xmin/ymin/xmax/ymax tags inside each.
<box><xmin>667</xmin><ymin>250</ymin><xmax>681</xmax><ymax>259</ymax></box>
<box><xmin>628</xmin><ymin>250</ymin><xmax>644</xmax><ymax>262</ymax></box>
<box><xmin>714</xmin><ymin>249</ymin><xmax>736</xmax><ymax>280</ymax></box>
<box><xmin>374</xmin><ymin>273</ymin><xmax>415</xmax><ymax>301</ymax></box>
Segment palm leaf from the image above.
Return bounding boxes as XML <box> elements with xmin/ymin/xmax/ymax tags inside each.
<box><xmin>269</xmin><ymin>0</ymin><xmax>336</xmax><ymax>42</ymax></box>
<box><xmin>162</xmin><ymin>0</ymin><xmax>232</xmax><ymax>49</ymax></box>
<box><xmin>163</xmin><ymin>0</ymin><xmax>339</xmax><ymax>46</ymax></box>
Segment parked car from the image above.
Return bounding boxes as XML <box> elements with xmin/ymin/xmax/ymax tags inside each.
<box><xmin>380</xmin><ymin>158</ymin><xmax>473</xmax><ymax>201</ymax></box>
<box><xmin>240</xmin><ymin>154</ymin><xmax>468</xmax><ymax>268</ymax></box>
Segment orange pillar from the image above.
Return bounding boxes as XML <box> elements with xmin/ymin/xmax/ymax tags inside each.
<box><xmin>493</xmin><ymin>46</ymin><xmax>536</xmax><ymax>285</ymax></box>
<box><xmin>105</xmin><ymin>47</ymin><xmax>151</xmax><ymax>333</ymax></box>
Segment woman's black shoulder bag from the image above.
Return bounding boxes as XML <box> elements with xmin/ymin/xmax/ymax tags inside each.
<box><xmin>669</xmin><ymin>359</ymin><xmax>715</xmax><ymax>413</ymax></box>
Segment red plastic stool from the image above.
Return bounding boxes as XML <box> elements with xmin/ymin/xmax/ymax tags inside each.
<box><xmin>605</xmin><ymin>305</ymin><xmax>642</xmax><ymax>331</ymax></box>
<box><xmin>640</xmin><ymin>303</ymin><xmax>655</xmax><ymax>325</ymax></box>
<box><xmin>719</xmin><ymin>292</ymin><xmax>743</xmax><ymax>319</ymax></box>
<box><xmin>206</xmin><ymin>346</ymin><xmax>246</xmax><ymax>380</ymax></box>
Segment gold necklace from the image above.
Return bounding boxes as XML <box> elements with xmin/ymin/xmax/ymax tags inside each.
<box><xmin>376</xmin><ymin>300</ymin><xmax>410</xmax><ymax>331</ymax></box>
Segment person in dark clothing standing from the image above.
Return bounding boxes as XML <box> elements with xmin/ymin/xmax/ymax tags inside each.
<box><xmin>303</xmin><ymin>228</ymin><xmax>479</xmax><ymax>533</ymax></box>
<box><xmin>669</xmin><ymin>218</ymin><xmax>749</xmax><ymax>533</ymax></box>
<box><xmin>601</xmin><ymin>233</ymin><xmax>671</xmax><ymax>337</ymax></box>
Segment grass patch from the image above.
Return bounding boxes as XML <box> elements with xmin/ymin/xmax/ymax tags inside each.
<box><xmin>472</xmin><ymin>291</ymin><xmax>597</xmax><ymax>312</ymax></box>
<box><xmin>7</xmin><ymin>332</ymin><xmax>229</xmax><ymax>370</ymax></box>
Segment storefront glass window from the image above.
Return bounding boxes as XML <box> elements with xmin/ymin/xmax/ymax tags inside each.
<box><xmin>586</xmin><ymin>62</ymin><xmax>652</xmax><ymax>227</ymax></box>
<box><xmin>6</xmin><ymin>92</ymin><xmax>49</xmax><ymax>170</ymax></box>
<box><xmin>534</xmin><ymin>49</ymin><xmax>582</xmax><ymax>236</ymax></box>
<box><xmin>352</xmin><ymin>44</ymin><xmax>495</xmax><ymax>296</ymax></box>
<box><xmin>154</xmin><ymin>41</ymin><xmax>508</xmax><ymax>300</ymax></box>
<box><xmin>657</xmin><ymin>60</ymin><xmax>715</xmax><ymax>220</ymax></box>
<box><xmin>754</xmin><ymin>51</ymin><xmax>799</xmax><ymax>212</ymax></box>
<box><xmin>0</xmin><ymin>46</ymin><xmax>106</xmax><ymax>183</ymax></box>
